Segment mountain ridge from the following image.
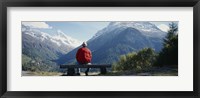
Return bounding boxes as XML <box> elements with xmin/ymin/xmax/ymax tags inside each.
<box><xmin>22</xmin><ymin>25</ymin><xmax>81</xmax><ymax>70</ymax></box>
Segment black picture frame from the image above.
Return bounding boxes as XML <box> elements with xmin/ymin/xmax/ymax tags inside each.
<box><xmin>0</xmin><ymin>0</ymin><xmax>199</xmax><ymax>98</ymax></box>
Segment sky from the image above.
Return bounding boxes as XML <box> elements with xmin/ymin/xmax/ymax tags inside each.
<box><xmin>46</xmin><ymin>22</ymin><xmax>109</xmax><ymax>42</ymax></box>
<box><xmin>22</xmin><ymin>21</ymin><xmax>178</xmax><ymax>42</ymax></box>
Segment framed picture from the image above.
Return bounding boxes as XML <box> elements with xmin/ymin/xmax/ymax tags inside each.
<box><xmin>0</xmin><ymin>0</ymin><xmax>199</xmax><ymax>98</ymax></box>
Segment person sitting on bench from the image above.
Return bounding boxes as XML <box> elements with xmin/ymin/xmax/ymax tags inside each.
<box><xmin>76</xmin><ymin>42</ymin><xmax>92</xmax><ymax>76</ymax></box>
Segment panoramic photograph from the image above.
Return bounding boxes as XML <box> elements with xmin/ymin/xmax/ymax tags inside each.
<box><xmin>22</xmin><ymin>21</ymin><xmax>178</xmax><ymax>76</ymax></box>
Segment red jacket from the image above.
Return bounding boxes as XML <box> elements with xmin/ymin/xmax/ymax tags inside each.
<box><xmin>76</xmin><ymin>47</ymin><xmax>92</xmax><ymax>64</ymax></box>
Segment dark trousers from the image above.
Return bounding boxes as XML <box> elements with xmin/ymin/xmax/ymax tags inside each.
<box><xmin>85</xmin><ymin>68</ymin><xmax>90</xmax><ymax>73</ymax></box>
<box><xmin>76</xmin><ymin>63</ymin><xmax>91</xmax><ymax>73</ymax></box>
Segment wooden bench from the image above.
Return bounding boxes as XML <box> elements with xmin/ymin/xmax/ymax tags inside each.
<box><xmin>60</xmin><ymin>64</ymin><xmax>111</xmax><ymax>76</ymax></box>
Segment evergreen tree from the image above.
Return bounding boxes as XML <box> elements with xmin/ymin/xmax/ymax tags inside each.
<box><xmin>155</xmin><ymin>22</ymin><xmax>178</xmax><ymax>67</ymax></box>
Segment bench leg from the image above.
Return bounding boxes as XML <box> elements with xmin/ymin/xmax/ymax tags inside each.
<box><xmin>100</xmin><ymin>68</ymin><xmax>107</xmax><ymax>74</ymax></box>
<box><xmin>67</xmin><ymin>68</ymin><xmax>75</xmax><ymax>76</ymax></box>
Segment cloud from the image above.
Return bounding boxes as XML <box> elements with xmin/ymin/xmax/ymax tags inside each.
<box><xmin>157</xmin><ymin>24</ymin><xmax>169</xmax><ymax>32</ymax></box>
<box><xmin>22</xmin><ymin>22</ymin><xmax>52</xmax><ymax>29</ymax></box>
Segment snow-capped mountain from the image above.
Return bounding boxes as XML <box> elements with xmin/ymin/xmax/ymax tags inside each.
<box><xmin>22</xmin><ymin>25</ymin><xmax>81</xmax><ymax>48</ymax></box>
<box><xmin>90</xmin><ymin>22</ymin><xmax>166</xmax><ymax>41</ymax></box>
<box><xmin>107</xmin><ymin>22</ymin><xmax>161</xmax><ymax>32</ymax></box>
<box><xmin>57</xmin><ymin>22</ymin><xmax>167</xmax><ymax>65</ymax></box>
<box><xmin>22</xmin><ymin>25</ymin><xmax>81</xmax><ymax>64</ymax></box>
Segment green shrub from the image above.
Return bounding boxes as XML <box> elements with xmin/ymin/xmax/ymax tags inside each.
<box><xmin>112</xmin><ymin>48</ymin><xmax>157</xmax><ymax>72</ymax></box>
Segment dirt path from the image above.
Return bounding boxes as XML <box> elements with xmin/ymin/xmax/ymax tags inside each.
<box><xmin>22</xmin><ymin>71</ymin><xmax>36</xmax><ymax>76</ymax></box>
<box><xmin>22</xmin><ymin>71</ymin><xmax>63</xmax><ymax>76</ymax></box>
<box><xmin>22</xmin><ymin>66</ymin><xmax>177</xmax><ymax>76</ymax></box>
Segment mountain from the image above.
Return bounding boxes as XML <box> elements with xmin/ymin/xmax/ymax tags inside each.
<box><xmin>57</xmin><ymin>22</ymin><xmax>167</xmax><ymax>65</ymax></box>
<box><xmin>90</xmin><ymin>22</ymin><xmax>165</xmax><ymax>40</ymax></box>
<box><xmin>22</xmin><ymin>25</ymin><xmax>81</xmax><ymax>71</ymax></box>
